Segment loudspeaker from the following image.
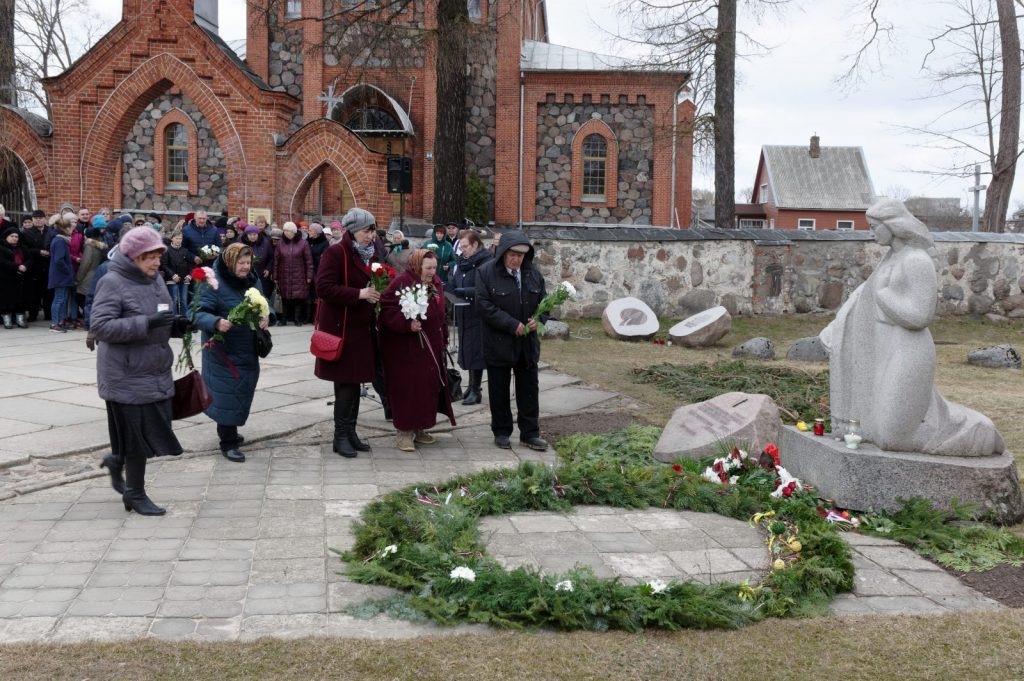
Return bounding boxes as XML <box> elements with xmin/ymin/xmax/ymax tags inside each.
<box><xmin>387</xmin><ymin>156</ymin><xmax>413</xmax><ymax>194</ymax></box>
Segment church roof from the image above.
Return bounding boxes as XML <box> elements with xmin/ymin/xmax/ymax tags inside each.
<box><xmin>521</xmin><ymin>40</ymin><xmax>632</xmax><ymax>71</ymax></box>
<box><xmin>760</xmin><ymin>145</ymin><xmax>877</xmax><ymax>211</ymax></box>
<box><xmin>0</xmin><ymin>105</ymin><xmax>53</xmax><ymax>137</ymax></box>
<box><xmin>199</xmin><ymin>28</ymin><xmax>273</xmax><ymax>91</ymax></box>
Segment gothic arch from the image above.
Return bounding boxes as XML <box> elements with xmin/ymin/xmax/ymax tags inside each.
<box><xmin>79</xmin><ymin>53</ymin><xmax>248</xmax><ymax>207</ymax></box>
<box><xmin>0</xmin><ymin>108</ymin><xmax>52</xmax><ymax>206</ymax></box>
<box><xmin>279</xmin><ymin>119</ymin><xmax>389</xmax><ymax>220</ymax></box>
<box><xmin>571</xmin><ymin>117</ymin><xmax>619</xmax><ymax>209</ymax></box>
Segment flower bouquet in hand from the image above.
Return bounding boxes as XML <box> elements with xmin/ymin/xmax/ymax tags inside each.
<box><xmin>175</xmin><ymin>266</ymin><xmax>218</xmax><ymax>371</ymax></box>
<box><xmin>205</xmin><ymin>287</ymin><xmax>270</xmax><ymax>348</ymax></box>
<box><xmin>397</xmin><ymin>283</ymin><xmax>430</xmax><ymax>347</ymax></box>
<box><xmin>530</xmin><ymin>281</ymin><xmax>576</xmax><ymax>334</ymax></box>
<box><xmin>367</xmin><ymin>262</ymin><xmax>396</xmax><ymax>314</ymax></box>
<box><xmin>199</xmin><ymin>244</ymin><xmax>221</xmax><ymax>262</ymax></box>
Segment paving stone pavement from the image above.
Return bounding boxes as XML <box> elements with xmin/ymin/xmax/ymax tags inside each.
<box><xmin>0</xmin><ymin>324</ymin><xmax>1004</xmax><ymax>643</ymax></box>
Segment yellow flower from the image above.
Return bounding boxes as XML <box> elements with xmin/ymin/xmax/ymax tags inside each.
<box><xmin>244</xmin><ymin>288</ymin><xmax>270</xmax><ymax>317</ymax></box>
<box><xmin>773</xmin><ymin>558</ymin><xmax>786</xmax><ymax>571</ymax></box>
<box><xmin>796</xmin><ymin>421</ymin><xmax>809</xmax><ymax>431</ymax></box>
<box><xmin>788</xmin><ymin>539</ymin><xmax>802</xmax><ymax>553</ymax></box>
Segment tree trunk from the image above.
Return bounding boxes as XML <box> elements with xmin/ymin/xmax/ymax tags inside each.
<box><xmin>983</xmin><ymin>0</ymin><xmax>1020</xmax><ymax>232</ymax></box>
<box><xmin>432</xmin><ymin>0</ymin><xmax>468</xmax><ymax>224</ymax></box>
<box><xmin>713</xmin><ymin>0</ymin><xmax>736</xmax><ymax>228</ymax></box>
<box><xmin>0</xmin><ymin>0</ymin><xmax>14</xmax><ymax>106</ymax></box>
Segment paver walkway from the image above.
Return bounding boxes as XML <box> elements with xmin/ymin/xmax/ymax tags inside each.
<box><xmin>0</xmin><ymin>325</ymin><xmax>1003</xmax><ymax>643</ymax></box>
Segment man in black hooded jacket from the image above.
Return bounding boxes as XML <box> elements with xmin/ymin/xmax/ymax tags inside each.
<box><xmin>475</xmin><ymin>230</ymin><xmax>548</xmax><ymax>451</ymax></box>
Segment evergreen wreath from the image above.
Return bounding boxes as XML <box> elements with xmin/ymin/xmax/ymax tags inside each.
<box><xmin>339</xmin><ymin>428</ymin><xmax>855</xmax><ymax>631</ymax></box>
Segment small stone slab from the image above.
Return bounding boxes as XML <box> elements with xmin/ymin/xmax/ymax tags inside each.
<box><xmin>601</xmin><ymin>297</ymin><xmax>659</xmax><ymax>341</ymax></box>
<box><xmin>542</xmin><ymin>320</ymin><xmax>570</xmax><ymax>340</ymax></box>
<box><xmin>653</xmin><ymin>391</ymin><xmax>781</xmax><ymax>462</ymax></box>
<box><xmin>781</xmin><ymin>426</ymin><xmax>1024</xmax><ymax>524</ymax></box>
<box><xmin>669</xmin><ymin>306</ymin><xmax>731</xmax><ymax>348</ymax></box>
<box><xmin>786</xmin><ymin>336</ymin><xmax>829</xmax><ymax>362</ymax></box>
<box><xmin>732</xmin><ymin>337</ymin><xmax>775</xmax><ymax>360</ymax></box>
<box><xmin>967</xmin><ymin>344</ymin><xmax>1021</xmax><ymax>369</ymax></box>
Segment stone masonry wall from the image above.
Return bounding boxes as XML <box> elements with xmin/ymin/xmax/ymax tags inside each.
<box><xmin>535</xmin><ymin>102</ymin><xmax>654</xmax><ymax>224</ymax></box>
<box><xmin>521</xmin><ymin>230</ymin><xmax>1024</xmax><ymax>321</ymax></box>
<box><xmin>465</xmin><ymin>25</ymin><xmax>497</xmax><ymax>212</ymax></box>
<box><xmin>268</xmin><ymin>27</ymin><xmax>305</xmax><ymax>135</ymax></box>
<box><xmin>121</xmin><ymin>93</ymin><xmax>228</xmax><ymax>214</ymax></box>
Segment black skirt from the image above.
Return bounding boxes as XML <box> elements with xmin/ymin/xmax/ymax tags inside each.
<box><xmin>106</xmin><ymin>400</ymin><xmax>183</xmax><ymax>459</ymax></box>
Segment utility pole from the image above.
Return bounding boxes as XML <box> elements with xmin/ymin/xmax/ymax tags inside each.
<box><xmin>970</xmin><ymin>164</ymin><xmax>987</xmax><ymax>232</ymax></box>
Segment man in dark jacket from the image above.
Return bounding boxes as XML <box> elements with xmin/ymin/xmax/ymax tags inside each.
<box><xmin>182</xmin><ymin>210</ymin><xmax>220</xmax><ymax>264</ymax></box>
<box><xmin>475</xmin><ymin>230</ymin><xmax>548</xmax><ymax>451</ymax></box>
<box><xmin>21</xmin><ymin>209</ymin><xmax>52</xmax><ymax>322</ymax></box>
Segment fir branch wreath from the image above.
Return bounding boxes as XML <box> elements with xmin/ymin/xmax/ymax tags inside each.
<box><xmin>338</xmin><ymin>430</ymin><xmax>855</xmax><ymax>632</ymax></box>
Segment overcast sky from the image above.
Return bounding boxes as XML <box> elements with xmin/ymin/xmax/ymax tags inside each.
<box><xmin>90</xmin><ymin>0</ymin><xmax>1016</xmax><ymax>213</ymax></box>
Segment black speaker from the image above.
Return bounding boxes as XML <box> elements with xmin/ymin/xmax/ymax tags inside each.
<box><xmin>387</xmin><ymin>156</ymin><xmax>413</xmax><ymax>194</ymax></box>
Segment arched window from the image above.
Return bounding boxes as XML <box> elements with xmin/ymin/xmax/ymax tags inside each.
<box><xmin>165</xmin><ymin>124</ymin><xmax>189</xmax><ymax>188</ymax></box>
<box><xmin>330</xmin><ymin>84</ymin><xmax>414</xmax><ymax>139</ymax></box>
<box><xmin>581</xmin><ymin>134</ymin><xmax>607</xmax><ymax>199</ymax></box>
<box><xmin>570</xmin><ymin>119</ymin><xmax>619</xmax><ymax>209</ymax></box>
<box><xmin>154</xmin><ymin>109</ymin><xmax>199</xmax><ymax>195</ymax></box>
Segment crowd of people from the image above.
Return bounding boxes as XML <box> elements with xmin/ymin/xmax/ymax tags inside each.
<box><xmin>3</xmin><ymin>201</ymin><xmax>553</xmax><ymax>517</ymax></box>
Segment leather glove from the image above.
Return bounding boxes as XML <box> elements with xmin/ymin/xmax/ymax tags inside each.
<box><xmin>170</xmin><ymin>315</ymin><xmax>193</xmax><ymax>339</ymax></box>
<box><xmin>85</xmin><ymin>336</ymin><xmax>96</xmax><ymax>351</ymax></box>
<box><xmin>146</xmin><ymin>310</ymin><xmax>175</xmax><ymax>329</ymax></box>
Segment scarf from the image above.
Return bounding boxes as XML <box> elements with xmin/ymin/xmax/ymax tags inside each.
<box><xmin>354</xmin><ymin>242</ymin><xmax>375</xmax><ymax>265</ymax></box>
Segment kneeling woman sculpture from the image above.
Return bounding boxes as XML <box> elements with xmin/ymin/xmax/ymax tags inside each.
<box><xmin>820</xmin><ymin>198</ymin><xmax>1005</xmax><ymax>457</ymax></box>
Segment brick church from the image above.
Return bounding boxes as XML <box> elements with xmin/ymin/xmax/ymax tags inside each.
<box><xmin>2</xmin><ymin>0</ymin><xmax>693</xmax><ymax>227</ymax></box>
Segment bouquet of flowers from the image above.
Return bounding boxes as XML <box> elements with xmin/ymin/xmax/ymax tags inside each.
<box><xmin>397</xmin><ymin>283</ymin><xmax>430</xmax><ymax>346</ymax></box>
<box><xmin>367</xmin><ymin>262</ymin><xmax>396</xmax><ymax>314</ymax></box>
<box><xmin>175</xmin><ymin>266</ymin><xmax>218</xmax><ymax>371</ymax></box>
<box><xmin>199</xmin><ymin>244</ymin><xmax>221</xmax><ymax>262</ymax></box>
<box><xmin>530</xmin><ymin>281</ymin><xmax>576</xmax><ymax>334</ymax></box>
<box><xmin>206</xmin><ymin>287</ymin><xmax>270</xmax><ymax>347</ymax></box>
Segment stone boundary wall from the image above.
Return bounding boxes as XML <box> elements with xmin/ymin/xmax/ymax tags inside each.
<box><xmin>518</xmin><ymin>227</ymin><xmax>1024</xmax><ymax>320</ymax></box>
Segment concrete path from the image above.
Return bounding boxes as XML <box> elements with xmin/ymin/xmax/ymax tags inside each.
<box><xmin>0</xmin><ymin>324</ymin><xmax>1003</xmax><ymax>643</ymax></box>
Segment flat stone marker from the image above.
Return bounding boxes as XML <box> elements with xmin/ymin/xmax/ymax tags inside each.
<box><xmin>669</xmin><ymin>305</ymin><xmax>731</xmax><ymax>348</ymax></box>
<box><xmin>967</xmin><ymin>344</ymin><xmax>1021</xmax><ymax>369</ymax></box>
<box><xmin>653</xmin><ymin>391</ymin><xmax>782</xmax><ymax>462</ymax></box>
<box><xmin>602</xmin><ymin>297</ymin><xmax>659</xmax><ymax>340</ymax></box>
<box><xmin>786</xmin><ymin>336</ymin><xmax>829</xmax><ymax>362</ymax></box>
<box><xmin>732</xmin><ymin>336</ymin><xmax>775</xmax><ymax>360</ymax></box>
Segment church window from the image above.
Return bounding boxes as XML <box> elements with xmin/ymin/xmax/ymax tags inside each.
<box><xmin>286</xmin><ymin>0</ymin><xmax>302</xmax><ymax>17</ymax></box>
<box><xmin>581</xmin><ymin>134</ymin><xmax>607</xmax><ymax>199</ymax></box>
<box><xmin>154</xmin><ymin>109</ymin><xmax>199</xmax><ymax>195</ymax></box>
<box><xmin>165</xmin><ymin>124</ymin><xmax>189</xmax><ymax>188</ymax></box>
<box><xmin>570</xmin><ymin>118</ymin><xmax>618</xmax><ymax>209</ymax></box>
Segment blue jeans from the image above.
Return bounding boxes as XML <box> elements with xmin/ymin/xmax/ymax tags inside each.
<box><xmin>50</xmin><ymin>287</ymin><xmax>77</xmax><ymax>325</ymax></box>
<box><xmin>167</xmin><ymin>281</ymin><xmax>190</xmax><ymax>315</ymax></box>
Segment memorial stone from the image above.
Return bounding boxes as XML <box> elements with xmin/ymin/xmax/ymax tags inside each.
<box><xmin>786</xmin><ymin>336</ymin><xmax>829</xmax><ymax>362</ymax></box>
<box><xmin>669</xmin><ymin>305</ymin><xmax>731</xmax><ymax>348</ymax></box>
<box><xmin>653</xmin><ymin>392</ymin><xmax>781</xmax><ymax>462</ymax></box>
<box><xmin>601</xmin><ymin>297</ymin><xmax>659</xmax><ymax>340</ymax></box>
<box><xmin>732</xmin><ymin>337</ymin><xmax>775</xmax><ymax>360</ymax></box>
<box><xmin>967</xmin><ymin>343</ymin><xmax>1021</xmax><ymax>369</ymax></box>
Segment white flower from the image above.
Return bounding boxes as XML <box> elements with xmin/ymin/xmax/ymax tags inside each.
<box><xmin>647</xmin><ymin>579</ymin><xmax>668</xmax><ymax>594</ymax></box>
<box><xmin>554</xmin><ymin>580</ymin><xmax>574</xmax><ymax>592</ymax></box>
<box><xmin>450</xmin><ymin>566</ymin><xmax>476</xmax><ymax>582</ymax></box>
<box><xmin>729</xmin><ymin>475</ymin><xmax>739</xmax><ymax>485</ymax></box>
<box><xmin>701</xmin><ymin>468</ymin><xmax>722</xmax><ymax>484</ymax></box>
<box><xmin>371</xmin><ymin>262</ymin><xmax>383</xmax><ymax>272</ymax></box>
<box><xmin>397</xmin><ymin>284</ymin><xmax>430</xmax><ymax>321</ymax></box>
<box><xmin>381</xmin><ymin>544</ymin><xmax>397</xmax><ymax>556</ymax></box>
<box><xmin>559</xmin><ymin>281</ymin><xmax>577</xmax><ymax>297</ymax></box>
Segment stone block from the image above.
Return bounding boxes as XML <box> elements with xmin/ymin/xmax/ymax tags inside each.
<box><xmin>542</xmin><ymin>320</ymin><xmax>570</xmax><ymax>339</ymax></box>
<box><xmin>781</xmin><ymin>426</ymin><xmax>1024</xmax><ymax>524</ymax></box>
<box><xmin>967</xmin><ymin>343</ymin><xmax>1021</xmax><ymax>369</ymax></box>
<box><xmin>669</xmin><ymin>306</ymin><xmax>731</xmax><ymax>348</ymax></box>
<box><xmin>732</xmin><ymin>336</ymin><xmax>775</xmax><ymax>360</ymax></box>
<box><xmin>601</xmin><ymin>297</ymin><xmax>659</xmax><ymax>340</ymax></box>
<box><xmin>653</xmin><ymin>392</ymin><xmax>781</xmax><ymax>462</ymax></box>
<box><xmin>786</xmin><ymin>336</ymin><xmax>829</xmax><ymax>362</ymax></box>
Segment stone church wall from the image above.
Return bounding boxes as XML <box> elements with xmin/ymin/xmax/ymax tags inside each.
<box><xmin>268</xmin><ymin>26</ymin><xmax>305</xmax><ymax>135</ymax></box>
<box><xmin>465</xmin><ymin>24</ymin><xmax>498</xmax><ymax>212</ymax></box>
<box><xmin>120</xmin><ymin>93</ymin><xmax>228</xmax><ymax>214</ymax></box>
<box><xmin>535</xmin><ymin>101</ymin><xmax>655</xmax><ymax>224</ymax></box>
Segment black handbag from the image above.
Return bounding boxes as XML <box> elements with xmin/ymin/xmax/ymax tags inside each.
<box><xmin>445</xmin><ymin>349</ymin><xmax>462</xmax><ymax>401</ymax></box>
<box><xmin>255</xmin><ymin>326</ymin><xmax>273</xmax><ymax>358</ymax></box>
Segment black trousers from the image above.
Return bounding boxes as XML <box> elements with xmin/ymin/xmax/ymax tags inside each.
<box><xmin>486</xmin><ymin>352</ymin><xmax>540</xmax><ymax>440</ymax></box>
<box><xmin>217</xmin><ymin>424</ymin><xmax>241</xmax><ymax>452</ymax></box>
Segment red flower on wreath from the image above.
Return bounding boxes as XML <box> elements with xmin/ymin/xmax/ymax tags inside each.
<box><xmin>763</xmin><ymin>443</ymin><xmax>780</xmax><ymax>466</ymax></box>
<box><xmin>191</xmin><ymin>267</ymin><xmax>207</xmax><ymax>282</ymax></box>
<box><xmin>672</xmin><ymin>464</ymin><xmax>683</xmax><ymax>473</ymax></box>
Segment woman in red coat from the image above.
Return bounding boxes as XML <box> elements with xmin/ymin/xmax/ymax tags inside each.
<box><xmin>272</xmin><ymin>221</ymin><xmax>313</xmax><ymax>326</ymax></box>
<box><xmin>313</xmin><ymin>208</ymin><xmax>381</xmax><ymax>458</ymax></box>
<box><xmin>379</xmin><ymin>249</ymin><xmax>456</xmax><ymax>451</ymax></box>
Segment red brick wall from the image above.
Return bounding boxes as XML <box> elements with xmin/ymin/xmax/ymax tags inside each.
<box><xmin>775</xmin><ymin>209</ymin><xmax>868</xmax><ymax>230</ymax></box>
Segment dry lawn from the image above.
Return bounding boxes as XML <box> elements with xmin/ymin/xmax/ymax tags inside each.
<box><xmin>2</xmin><ymin>611</ymin><xmax>1023</xmax><ymax>680</ymax></box>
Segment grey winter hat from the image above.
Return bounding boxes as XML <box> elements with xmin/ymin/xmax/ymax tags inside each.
<box><xmin>342</xmin><ymin>207</ymin><xmax>376</xmax><ymax>233</ymax></box>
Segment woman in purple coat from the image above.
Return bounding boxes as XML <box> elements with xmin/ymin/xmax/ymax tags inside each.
<box><xmin>378</xmin><ymin>249</ymin><xmax>456</xmax><ymax>452</ymax></box>
<box><xmin>313</xmin><ymin>208</ymin><xmax>381</xmax><ymax>458</ymax></box>
<box><xmin>272</xmin><ymin>221</ymin><xmax>313</xmax><ymax>325</ymax></box>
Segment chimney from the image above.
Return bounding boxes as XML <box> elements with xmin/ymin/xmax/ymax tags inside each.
<box><xmin>809</xmin><ymin>134</ymin><xmax>820</xmax><ymax>159</ymax></box>
<box><xmin>194</xmin><ymin>0</ymin><xmax>218</xmax><ymax>34</ymax></box>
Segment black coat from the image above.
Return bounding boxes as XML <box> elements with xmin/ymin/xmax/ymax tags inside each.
<box><xmin>0</xmin><ymin>241</ymin><xmax>29</xmax><ymax>311</ymax></box>
<box><xmin>475</xmin><ymin>232</ymin><xmax>547</xmax><ymax>367</ymax></box>
<box><xmin>19</xmin><ymin>226</ymin><xmax>50</xmax><ymax>277</ymax></box>
<box><xmin>451</xmin><ymin>248</ymin><xmax>492</xmax><ymax>370</ymax></box>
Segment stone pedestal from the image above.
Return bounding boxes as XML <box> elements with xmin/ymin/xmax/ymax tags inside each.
<box><xmin>781</xmin><ymin>426</ymin><xmax>1024</xmax><ymax>524</ymax></box>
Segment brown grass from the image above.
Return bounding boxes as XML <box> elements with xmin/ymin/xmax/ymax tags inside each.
<box><xmin>2</xmin><ymin>611</ymin><xmax>1023</xmax><ymax>680</ymax></box>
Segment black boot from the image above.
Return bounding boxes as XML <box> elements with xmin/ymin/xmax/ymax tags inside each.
<box><xmin>347</xmin><ymin>394</ymin><xmax>370</xmax><ymax>452</ymax></box>
<box><xmin>122</xmin><ymin>456</ymin><xmax>165</xmax><ymax>516</ymax></box>
<box><xmin>99</xmin><ymin>453</ymin><xmax>125</xmax><ymax>495</ymax></box>
<box><xmin>462</xmin><ymin>370</ymin><xmax>483</xmax><ymax>405</ymax></box>
<box><xmin>333</xmin><ymin>384</ymin><xmax>358</xmax><ymax>458</ymax></box>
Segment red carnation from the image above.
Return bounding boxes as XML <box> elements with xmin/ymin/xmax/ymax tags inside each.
<box><xmin>191</xmin><ymin>267</ymin><xmax>207</xmax><ymax>282</ymax></box>
<box><xmin>672</xmin><ymin>464</ymin><xmax>683</xmax><ymax>472</ymax></box>
<box><xmin>782</xmin><ymin>486</ymin><xmax>793</xmax><ymax>498</ymax></box>
<box><xmin>763</xmin><ymin>443</ymin><xmax>780</xmax><ymax>466</ymax></box>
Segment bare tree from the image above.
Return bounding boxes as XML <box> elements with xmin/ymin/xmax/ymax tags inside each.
<box><xmin>13</xmin><ymin>0</ymin><xmax>100</xmax><ymax>119</ymax></box>
<box><xmin>618</xmin><ymin>0</ymin><xmax>786</xmax><ymax>228</ymax></box>
<box><xmin>842</xmin><ymin>0</ymin><xmax>1021</xmax><ymax>231</ymax></box>
<box><xmin>0</xmin><ymin>0</ymin><xmax>14</xmax><ymax>106</ymax></box>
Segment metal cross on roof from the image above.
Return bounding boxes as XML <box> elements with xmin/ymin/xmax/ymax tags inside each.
<box><xmin>317</xmin><ymin>82</ymin><xmax>345</xmax><ymax>119</ymax></box>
